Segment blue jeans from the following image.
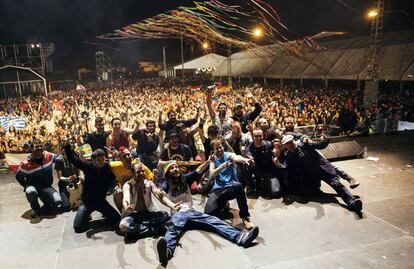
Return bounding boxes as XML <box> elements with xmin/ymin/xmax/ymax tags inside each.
<box><xmin>73</xmin><ymin>200</ymin><xmax>121</xmax><ymax>233</ymax></box>
<box><xmin>25</xmin><ymin>185</ymin><xmax>62</xmax><ymax>213</ymax></box>
<box><xmin>120</xmin><ymin>211</ymin><xmax>170</xmax><ymax>237</ymax></box>
<box><xmin>204</xmin><ymin>182</ymin><xmax>250</xmax><ymax>218</ymax></box>
<box><xmin>165</xmin><ymin>210</ymin><xmax>241</xmax><ymax>256</ymax></box>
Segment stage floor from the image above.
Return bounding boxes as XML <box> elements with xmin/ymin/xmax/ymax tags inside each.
<box><xmin>0</xmin><ymin>132</ymin><xmax>413</xmax><ymax>269</ymax></box>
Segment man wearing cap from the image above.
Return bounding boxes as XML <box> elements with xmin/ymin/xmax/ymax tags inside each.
<box><xmin>280</xmin><ymin>134</ymin><xmax>363</xmax><ymax>212</ymax></box>
<box><xmin>110</xmin><ymin>147</ymin><xmax>153</xmax><ymax>212</ymax></box>
<box><xmin>16</xmin><ymin>139</ymin><xmax>63</xmax><ymax>217</ymax></box>
<box><xmin>283</xmin><ymin>117</ymin><xmax>360</xmax><ymax>189</ymax></box>
<box><xmin>159</xmin><ymin>130</ymin><xmax>193</xmax><ymax>164</ymax></box>
<box><xmin>156</xmin><ymin>160</ymin><xmax>259</xmax><ymax>267</ymax></box>
<box><xmin>231</xmin><ymin>90</ymin><xmax>262</xmax><ymax>133</ymax></box>
<box><xmin>64</xmin><ymin>143</ymin><xmax>121</xmax><ymax>233</ymax></box>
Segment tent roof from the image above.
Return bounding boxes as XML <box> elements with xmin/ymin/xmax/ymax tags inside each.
<box><xmin>173</xmin><ymin>53</ymin><xmax>226</xmax><ymax>70</ymax></box>
<box><xmin>0</xmin><ymin>65</ymin><xmax>45</xmax><ymax>84</ymax></box>
<box><xmin>213</xmin><ymin>30</ymin><xmax>414</xmax><ymax>81</ymax></box>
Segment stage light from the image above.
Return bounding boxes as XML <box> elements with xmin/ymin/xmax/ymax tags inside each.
<box><xmin>31</xmin><ymin>44</ymin><xmax>35</xmax><ymax>48</ymax></box>
<box><xmin>253</xmin><ymin>27</ymin><xmax>263</xmax><ymax>38</ymax></box>
<box><xmin>367</xmin><ymin>9</ymin><xmax>378</xmax><ymax>19</ymax></box>
<box><xmin>202</xmin><ymin>42</ymin><xmax>209</xmax><ymax>49</ymax></box>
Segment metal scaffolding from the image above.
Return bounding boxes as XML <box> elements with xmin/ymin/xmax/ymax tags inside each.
<box><xmin>95</xmin><ymin>51</ymin><xmax>112</xmax><ymax>81</ymax></box>
<box><xmin>367</xmin><ymin>0</ymin><xmax>385</xmax><ymax>80</ymax></box>
<box><xmin>364</xmin><ymin>0</ymin><xmax>385</xmax><ymax>107</ymax></box>
<box><xmin>227</xmin><ymin>44</ymin><xmax>232</xmax><ymax>88</ymax></box>
<box><xmin>0</xmin><ymin>43</ymin><xmax>55</xmax><ymax>75</ymax></box>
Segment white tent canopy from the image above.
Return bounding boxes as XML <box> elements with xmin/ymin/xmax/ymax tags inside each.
<box><xmin>173</xmin><ymin>53</ymin><xmax>226</xmax><ymax>71</ymax></box>
<box><xmin>0</xmin><ymin>65</ymin><xmax>47</xmax><ymax>97</ymax></box>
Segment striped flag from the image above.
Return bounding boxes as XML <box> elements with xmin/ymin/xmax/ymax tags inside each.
<box><xmin>0</xmin><ymin>116</ymin><xmax>26</xmax><ymax>131</ymax></box>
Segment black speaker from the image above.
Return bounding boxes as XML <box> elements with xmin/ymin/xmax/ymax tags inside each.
<box><xmin>317</xmin><ymin>140</ymin><xmax>364</xmax><ymax>161</ymax></box>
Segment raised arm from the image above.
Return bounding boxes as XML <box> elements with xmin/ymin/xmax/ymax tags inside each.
<box><xmin>149</xmin><ymin>181</ymin><xmax>181</xmax><ymax>211</ymax></box>
<box><xmin>206</xmin><ymin>89</ymin><xmax>216</xmax><ymax>119</ymax></box>
<box><xmin>228</xmin><ymin>152</ymin><xmax>252</xmax><ymax>165</ymax></box>
<box><xmin>64</xmin><ymin>144</ymin><xmax>89</xmax><ymax>171</ymax></box>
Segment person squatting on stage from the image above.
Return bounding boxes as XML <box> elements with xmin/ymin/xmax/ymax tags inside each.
<box><xmin>16</xmin><ymin>139</ymin><xmax>63</xmax><ymax>218</ymax></box>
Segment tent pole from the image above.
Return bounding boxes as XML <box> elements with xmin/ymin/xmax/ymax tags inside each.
<box><xmin>16</xmin><ymin>70</ymin><xmax>22</xmax><ymax>97</ymax></box>
<box><xmin>43</xmin><ymin>78</ymin><xmax>48</xmax><ymax>96</ymax></box>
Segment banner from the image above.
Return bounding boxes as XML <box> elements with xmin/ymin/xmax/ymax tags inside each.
<box><xmin>76</xmin><ymin>84</ymin><xmax>87</xmax><ymax>95</ymax></box>
<box><xmin>5</xmin><ymin>153</ymin><xmax>29</xmax><ymax>172</ymax></box>
<box><xmin>190</xmin><ymin>85</ymin><xmax>205</xmax><ymax>98</ymax></box>
<box><xmin>0</xmin><ymin>116</ymin><xmax>26</xmax><ymax>131</ymax></box>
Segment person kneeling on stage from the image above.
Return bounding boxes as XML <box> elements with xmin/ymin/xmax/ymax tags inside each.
<box><xmin>280</xmin><ymin>134</ymin><xmax>363</xmax><ymax>212</ymax></box>
<box><xmin>246</xmin><ymin>129</ymin><xmax>286</xmax><ymax>198</ymax></box>
<box><xmin>119</xmin><ymin>162</ymin><xmax>171</xmax><ymax>243</ymax></box>
<box><xmin>205</xmin><ymin>139</ymin><xmax>255</xmax><ymax>230</ymax></box>
<box><xmin>16</xmin><ymin>139</ymin><xmax>62</xmax><ymax>218</ymax></box>
<box><xmin>64</xmin><ymin>143</ymin><xmax>121</xmax><ymax>233</ymax></box>
<box><xmin>156</xmin><ymin>160</ymin><xmax>259</xmax><ymax>267</ymax></box>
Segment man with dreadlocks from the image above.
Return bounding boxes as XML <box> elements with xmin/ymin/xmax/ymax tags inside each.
<box><xmin>156</xmin><ymin>160</ymin><xmax>259</xmax><ymax>267</ymax></box>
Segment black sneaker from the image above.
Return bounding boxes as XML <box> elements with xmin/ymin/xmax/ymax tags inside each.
<box><xmin>157</xmin><ymin>237</ymin><xmax>169</xmax><ymax>267</ymax></box>
<box><xmin>349</xmin><ymin>199</ymin><xmax>363</xmax><ymax>212</ymax></box>
<box><xmin>237</xmin><ymin>226</ymin><xmax>259</xmax><ymax>248</ymax></box>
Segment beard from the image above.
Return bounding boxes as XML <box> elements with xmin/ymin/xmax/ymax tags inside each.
<box><xmin>168</xmin><ymin>175</ymin><xmax>187</xmax><ymax>197</ymax></box>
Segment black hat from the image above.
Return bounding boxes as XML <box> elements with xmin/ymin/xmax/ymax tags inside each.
<box><xmin>81</xmin><ymin>111</ymin><xmax>90</xmax><ymax>119</ymax></box>
<box><xmin>166</xmin><ymin>130</ymin><xmax>178</xmax><ymax>140</ymax></box>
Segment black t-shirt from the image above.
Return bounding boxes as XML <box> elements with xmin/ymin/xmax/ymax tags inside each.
<box><xmin>83</xmin><ymin>131</ymin><xmax>110</xmax><ymax>152</ymax></box>
<box><xmin>132</xmin><ymin>129</ymin><xmax>159</xmax><ymax>155</ymax></box>
<box><xmin>55</xmin><ymin>156</ymin><xmax>77</xmax><ymax>177</ymax></box>
<box><xmin>160</xmin><ymin>144</ymin><xmax>192</xmax><ymax>161</ymax></box>
<box><xmin>246</xmin><ymin>141</ymin><xmax>275</xmax><ymax>173</ymax></box>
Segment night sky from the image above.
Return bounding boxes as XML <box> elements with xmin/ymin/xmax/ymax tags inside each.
<box><xmin>0</xmin><ymin>0</ymin><xmax>413</xmax><ymax>72</ymax></box>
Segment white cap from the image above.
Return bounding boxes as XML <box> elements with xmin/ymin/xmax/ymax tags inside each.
<box><xmin>281</xmin><ymin>134</ymin><xmax>294</xmax><ymax>145</ymax></box>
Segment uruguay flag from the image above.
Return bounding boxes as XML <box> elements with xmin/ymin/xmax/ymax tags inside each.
<box><xmin>0</xmin><ymin>116</ymin><xmax>26</xmax><ymax>131</ymax></box>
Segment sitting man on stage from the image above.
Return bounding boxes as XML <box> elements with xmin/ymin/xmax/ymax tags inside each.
<box><xmin>110</xmin><ymin>147</ymin><xmax>153</xmax><ymax>213</ymax></box>
<box><xmin>280</xmin><ymin>134</ymin><xmax>363</xmax><ymax>212</ymax></box>
<box><xmin>16</xmin><ymin>139</ymin><xmax>62</xmax><ymax>218</ymax></box>
<box><xmin>64</xmin><ymin>143</ymin><xmax>121</xmax><ymax>233</ymax></box>
<box><xmin>156</xmin><ymin>160</ymin><xmax>259</xmax><ymax>267</ymax></box>
<box><xmin>119</xmin><ymin>162</ymin><xmax>171</xmax><ymax>243</ymax></box>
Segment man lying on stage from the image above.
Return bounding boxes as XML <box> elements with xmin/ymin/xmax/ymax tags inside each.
<box><xmin>156</xmin><ymin>160</ymin><xmax>259</xmax><ymax>267</ymax></box>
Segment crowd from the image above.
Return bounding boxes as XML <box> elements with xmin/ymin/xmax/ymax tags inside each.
<box><xmin>1</xmin><ymin>78</ymin><xmax>412</xmax><ymax>155</ymax></box>
<box><xmin>6</xmin><ymin>77</ymin><xmax>414</xmax><ymax>266</ymax></box>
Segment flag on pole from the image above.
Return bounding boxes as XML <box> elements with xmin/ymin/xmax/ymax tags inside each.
<box><xmin>76</xmin><ymin>84</ymin><xmax>87</xmax><ymax>95</ymax></box>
